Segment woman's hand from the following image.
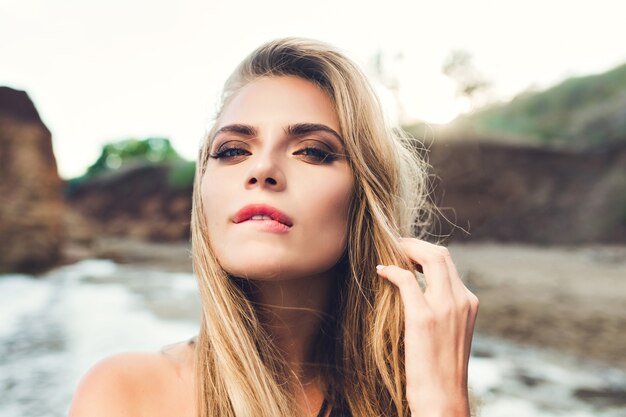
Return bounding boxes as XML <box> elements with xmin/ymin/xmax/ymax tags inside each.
<box><xmin>376</xmin><ymin>238</ymin><xmax>479</xmax><ymax>417</ymax></box>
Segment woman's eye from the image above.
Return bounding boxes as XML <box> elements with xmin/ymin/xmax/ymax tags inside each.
<box><xmin>208</xmin><ymin>145</ymin><xmax>337</xmax><ymax>164</ymax></box>
<box><xmin>294</xmin><ymin>147</ymin><xmax>336</xmax><ymax>164</ymax></box>
<box><xmin>210</xmin><ymin>147</ymin><xmax>250</xmax><ymax>160</ymax></box>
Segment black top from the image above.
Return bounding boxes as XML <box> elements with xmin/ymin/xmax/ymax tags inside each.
<box><xmin>316</xmin><ymin>399</ymin><xmax>329</xmax><ymax>417</ymax></box>
<box><xmin>317</xmin><ymin>398</ymin><xmax>351</xmax><ymax>417</ymax></box>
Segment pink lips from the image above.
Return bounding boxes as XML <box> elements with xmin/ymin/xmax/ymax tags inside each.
<box><xmin>233</xmin><ymin>204</ymin><xmax>293</xmax><ymax>229</ymax></box>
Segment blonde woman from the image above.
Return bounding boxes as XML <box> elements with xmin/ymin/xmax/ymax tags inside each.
<box><xmin>68</xmin><ymin>37</ymin><xmax>479</xmax><ymax>417</ymax></box>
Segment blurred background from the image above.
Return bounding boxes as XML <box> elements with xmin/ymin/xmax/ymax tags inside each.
<box><xmin>1</xmin><ymin>1</ymin><xmax>625</xmax><ymax>416</ymax></box>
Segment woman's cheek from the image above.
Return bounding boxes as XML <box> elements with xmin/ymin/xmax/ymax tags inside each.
<box><xmin>313</xmin><ymin>176</ymin><xmax>352</xmax><ymax>260</ymax></box>
<box><xmin>201</xmin><ymin>171</ymin><xmax>230</xmax><ymax>246</ymax></box>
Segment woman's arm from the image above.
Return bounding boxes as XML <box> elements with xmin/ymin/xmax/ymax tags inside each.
<box><xmin>376</xmin><ymin>238</ymin><xmax>479</xmax><ymax>417</ymax></box>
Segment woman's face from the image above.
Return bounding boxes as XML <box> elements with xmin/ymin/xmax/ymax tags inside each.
<box><xmin>201</xmin><ymin>76</ymin><xmax>354</xmax><ymax>281</ymax></box>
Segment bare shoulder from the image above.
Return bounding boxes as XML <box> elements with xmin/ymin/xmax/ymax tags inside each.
<box><xmin>67</xmin><ymin>351</ymin><xmax>162</xmax><ymax>416</ymax></box>
<box><xmin>68</xmin><ymin>344</ymin><xmax>195</xmax><ymax>417</ymax></box>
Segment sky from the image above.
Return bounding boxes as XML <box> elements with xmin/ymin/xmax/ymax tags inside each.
<box><xmin>1</xmin><ymin>0</ymin><xmax>625</xmax><ymax>179</ymax></box>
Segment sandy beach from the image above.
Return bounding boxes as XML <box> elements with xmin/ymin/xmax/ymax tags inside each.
<box><xmin>449</xmin><ymin>242</ymin><xmax>626</xmax><ymax>371</ymax></box>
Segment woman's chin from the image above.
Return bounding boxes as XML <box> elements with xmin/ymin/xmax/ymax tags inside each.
<box><xmin>221</xmin><ymin>255</ymin><xmax>294</xmax><ymax>280</ymax></box>
<box><xmin>215</xmin><ymin>243</ymin><xmax>344</xmax><ymax>281</ymax></box>
<box><xmin>225</xmin><ymin>261</ymin><xmax>332</xmax><ymax>282</ymax></box>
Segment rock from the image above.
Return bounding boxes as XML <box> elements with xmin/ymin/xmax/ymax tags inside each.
<box><xmin>0</xmin><ymin>86</ymin><xmax>66</xmax><ymax>273</ymax></box>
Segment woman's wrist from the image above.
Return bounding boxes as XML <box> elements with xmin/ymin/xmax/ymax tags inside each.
<box><xmin>408</xmin><ymin>388</ymin><xmax>471</xmax><ymax>417</ymax></box>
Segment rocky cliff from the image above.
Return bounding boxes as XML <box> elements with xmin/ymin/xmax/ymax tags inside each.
<box><xmin>0</xmin><ymin>87</ymin><xmax>66</xmax><ymax>273</ymax></box>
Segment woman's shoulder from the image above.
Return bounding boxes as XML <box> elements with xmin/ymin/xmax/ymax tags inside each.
<box><xmin>67</xmin><ymin>351</ymin><xmax>162</xmax><ymax>416</ymax></box>
<box><xmin>68</xmin><ymin>341</ymin><xmax>196</xmax><ymax>417</ymax></box>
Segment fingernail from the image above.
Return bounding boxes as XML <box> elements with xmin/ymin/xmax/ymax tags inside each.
<box><xmin>376</xmin><ymin>264</ymin><xmax>385</xmax><ymax>271</ymax></box>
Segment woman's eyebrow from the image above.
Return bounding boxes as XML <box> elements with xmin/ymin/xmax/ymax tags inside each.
<box><xmin>285</xmin><ymin>123</ymin><xmax>344</xmax><ymax>145</ymax></box>
<box><xmin>212</xmin><ymin>124</ymin><xmax>257</xmax><ymax>140</ymax></box>
<box><xmin>212</xmin><ymin>123</ymin><xmax>344</xmax><ymax>146</ymax></box>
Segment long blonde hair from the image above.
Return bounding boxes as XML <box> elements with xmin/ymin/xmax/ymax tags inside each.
<box><xmin>190</xmin><ymin>37</ymin><xmax>436</xmax><ymax>417</ymax></box>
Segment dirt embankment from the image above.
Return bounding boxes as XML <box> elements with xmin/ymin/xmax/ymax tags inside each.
<box><xmin>66</xmin><ymin>163</ymin><xmax>192</xmax><ymax>243</ymax></box>
<box><xmin>426</xmin><ymin>139</ymin><xmax>626</xmax><ymax>244</ymax></box>
<box><xmin>65</xmin><ymin>139</ymin><xmax>626</xmax><ymax>246</ymax></box>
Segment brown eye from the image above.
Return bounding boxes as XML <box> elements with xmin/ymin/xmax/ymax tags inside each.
<box><xmin>219</xmin><ymin>148</ymin><xmax>249</xmax><ymax>158</ymax></box>
<box><xmin>294</xmin><ymin>147</ymin><xmax>336</xmax><ymax>164</ymax></box>
<box><xmin>209</xmin><ymin>144</ymin><xmax>251</xmax><ymax>161</ymax></box>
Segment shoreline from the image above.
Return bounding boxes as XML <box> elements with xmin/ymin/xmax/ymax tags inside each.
<box><xmin>61</xmin><ymin>237</ymin><xmax>626</xmax><ymax>371</ymax></box>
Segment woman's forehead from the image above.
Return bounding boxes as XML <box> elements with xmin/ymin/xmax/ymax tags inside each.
<box><xmin>217</xmin><ymin>76</ymin><xmax>341</xmax><ymax>133</ymax></box>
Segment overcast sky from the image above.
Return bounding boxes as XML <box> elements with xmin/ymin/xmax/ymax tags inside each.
<box><xmin>1</xmin><ymin>0</ymin><xmax>625</xmax><ymax>179</ymax></box>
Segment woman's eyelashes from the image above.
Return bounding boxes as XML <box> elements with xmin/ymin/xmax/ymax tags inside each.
<box><xmin>210</xmin><ymin>146</ymin><xmax>249</xmax><ymax>160</ymax></box>
<box><xmin>293</xmin><ymin>146</ymin><xmax>337</xmax><ymax>163</ymax></box>
<box><xmin>209</xmin><ymin>142</ymin><xmax>339</xmax><ymax>164</ymax></box>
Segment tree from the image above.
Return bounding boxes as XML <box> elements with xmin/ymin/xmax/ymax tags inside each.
<box><xmin>85</xmin><ymin>137</ymin><xmax>182</xmax><ymax>178</ymax></box>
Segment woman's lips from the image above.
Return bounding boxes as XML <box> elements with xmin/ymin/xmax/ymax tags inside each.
<box><xmin>233</xmin><ymin>204</ymin><xmax>293</xmax><ymax>227</ymax></box>
<box><xmin>237</xmin><ymin>218</ymin><xmax>291</xmax><ymax>233</ymax></box>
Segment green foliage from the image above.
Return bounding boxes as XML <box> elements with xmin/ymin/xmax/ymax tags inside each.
<box><xmin>454</xmin><ymin>62</ymin><xmax>626</xmax><ymax>149</ymax></box>
<box><xmin>64</xmin><ymin>137</ymin><xmax>195</xmax><ymax>197</ymax></box>
<box><xmin>85</xmin><ymin>137</ymin><xmax>183</xmax><ymax>178</ymax></box>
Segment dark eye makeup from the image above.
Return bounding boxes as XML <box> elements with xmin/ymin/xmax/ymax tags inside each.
<box><xmin>293</xmin><ymin>146</ymin><xmax>337</xmax><ymax>163</ymax></box>
<box><xmin>208</xmin><ymin>141</ymin><xmax>340</xmax><ymax>164</ymax></box>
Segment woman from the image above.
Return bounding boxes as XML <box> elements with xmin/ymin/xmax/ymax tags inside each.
<box><xmin>69</xmin><ymin>37</ymin><xmax>479</xmax><ymax>417</ymax></box>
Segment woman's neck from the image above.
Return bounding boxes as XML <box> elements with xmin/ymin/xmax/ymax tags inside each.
<box><xmin>246</xmin><ymin>271</ymin><xmax>336</xmax><ymax>383</ymax></box>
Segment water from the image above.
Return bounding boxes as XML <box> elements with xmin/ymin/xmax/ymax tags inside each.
<box><xmin>0</xmin><ymin>260</ymin><xmax>199</xmax><ymax>416</ymax></box>
<box><xmin>0</xmin><ymin>260</ymin><xmax>624</xmax><ymax>416</ymax></box>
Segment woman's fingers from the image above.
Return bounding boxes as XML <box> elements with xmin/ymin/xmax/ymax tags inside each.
<box><xmin>379</xmin><ymin>237</ymin><xmax>479</xmax><ymax>321</ymax></box>
<box><xmin>463</xmin><ymin>289</ymin><xmax>480</xmax><ymax>353</ymax></box>
<box><xmin>399</xmin><ymin>238</ymin><xmax>476</xmax><ymax>302</ymax></box>
<box><xmin>398</xmin><ymin>238</ymin><xmax>454</xmax><ymax>297</ymax></box>
<box><xmin>381</xmin><ymin>237</ymin><xmax>479</xmax><ymax>415</ymax></box>
<box><xmin>445</xmin><ymin>256</ymin><xmax>471</xmax><ymax>301</ymax></box>
<box><xmin>375</xmin><ymin>265</ymin><xmax>427</xmax><ymax>312</ymax></box>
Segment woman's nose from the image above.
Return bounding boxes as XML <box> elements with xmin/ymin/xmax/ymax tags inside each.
<box><xmin>245</xmin><ymin>151</ymin><xmax>286</xmax><ymax>191</ymax></box>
